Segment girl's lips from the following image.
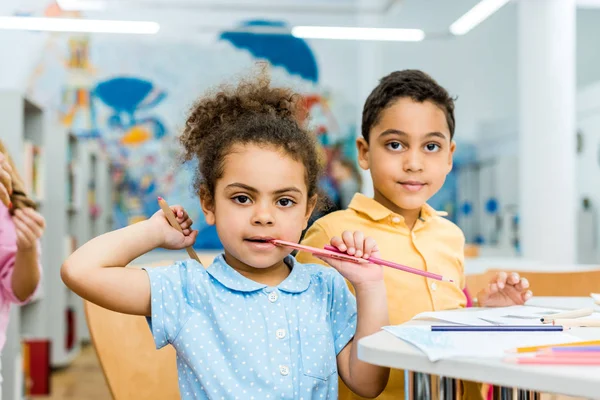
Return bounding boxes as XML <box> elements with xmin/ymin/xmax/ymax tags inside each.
<box><xmin>244</xmin><ymin>237</ymin><xmax>277</xmax><ymax>250</ymax></box>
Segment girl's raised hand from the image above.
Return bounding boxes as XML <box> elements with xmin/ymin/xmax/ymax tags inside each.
<box><xmin>149</xmin><ymin>205</ymin><xmax>198</xmax><ymax>250</ymax></box>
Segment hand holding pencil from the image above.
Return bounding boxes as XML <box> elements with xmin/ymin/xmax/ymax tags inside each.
<box><xmin>150</xmin><ymin>197</ymin><xmax>200</xmax><ymax>263</ymax></box>
<box><xmin>314</xmin><ymin>230</ymin><xmax>384</xmax><ymax>286</ymax></box>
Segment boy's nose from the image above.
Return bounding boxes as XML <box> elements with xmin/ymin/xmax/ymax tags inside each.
<box><xmin>403</xmin><ymin>150</ymin><xmax>424</xmax><ymax>172</ymax></box>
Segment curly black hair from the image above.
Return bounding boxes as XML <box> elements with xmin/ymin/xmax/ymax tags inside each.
<box><xmin>179</xmin><ymin>70</ymin><xmax>322</xmax><ymax>207</ymax></box>
<box><xmin>362</xmin><ymin>69</ymin><xmax>456</xmax><ymax>142</ymax></box>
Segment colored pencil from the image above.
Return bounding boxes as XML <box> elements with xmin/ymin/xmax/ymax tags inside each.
<box><xmin>544</xmin><ymin>346</ymin><xmax>600</xmax><ymax>353</ymax></box>
<box><xmin>271</xmin><ymin>240</ymin><xmax>369</xmax><ymax>264</ymax></box>
<box><xmin>536</xmin><ymin>351</ymin><xmax>600</xmax><ymax>358</ymax></box>
<box><xmin>506</xmin><ymin>356</ymin><xmax>600</xmax><ymax>365</ymax></box>
<box><xmin>540</xmin><ymin>308</ymin><xmax>593</xmax><ymax>323</ymax></box>
<box><xmin>507</xmin><ymin>340</ymin><xmax>600</xmax><ymax>354</ymax></box>
<box><xmin>157</xmin><ymin>197</ymin><xmax>202</xmax><ymax>265</ymax></box>
<box><xmin>432</xmin><ymin>325</ymin><xmax>566</xmax><ymax>332</ymax></box>
<box><xmin>323</xmin><ymin>244</ymin><xmax>454</xmax><ymax>282</ymax></box>
<box><xmin>551</xmin><ymin>318</ymin><xmax>600</xmax><ymax>328</ymax></box>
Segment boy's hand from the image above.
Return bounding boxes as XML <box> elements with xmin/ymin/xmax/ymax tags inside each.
<box><xmin>476</xmin><ymin>271</ymin><xmax>532</xmax><ymax>307</ymax></box>
<box><xmin>317</xmin><ymin>230</ymin><xmax>384</xmax><ymax>287</ymax></box>
<box><xmin>149</xmin><ymin>205</ymin><xmax>198</xmax><ymax>250</ymax></box>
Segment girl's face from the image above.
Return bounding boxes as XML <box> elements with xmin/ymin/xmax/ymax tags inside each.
<box><xmin>201</xmin><ymin>143</ymin><xmax>316</xmax><ymax>273</ymax></box>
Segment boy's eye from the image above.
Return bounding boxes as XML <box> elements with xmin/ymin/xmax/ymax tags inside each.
<box><xmin>424</xmin><ymin>143</ymin><xmax>441</xmax><ymax>152</ymax></box>
<box><xmin>233</xmin><ymin>195</ymin><xmax>251</xmax><ymax>204</ymax></box>
<box><xmin>277</xmin><ymin>198</ymin><xmax>296</xmax><ymax>207</ymax></box>
<box><xmin>386</xmin><ymin>142</ymin><xmax>403</xmax><ymax>151</ymax></box>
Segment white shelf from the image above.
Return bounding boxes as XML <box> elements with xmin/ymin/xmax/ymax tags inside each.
<box><xmin>1</xmin><ymin>92</ymin><xmax>113</xmax><ymax>400</ymax></box>
<box><xmin>0</xmin><ymin>91</ymin><xmax>47</xmax><ymax>400</ymax></box>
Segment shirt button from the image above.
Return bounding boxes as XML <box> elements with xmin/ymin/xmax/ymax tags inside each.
<box><xmin>268</xmin><ymin>292</ymin><xmax>279</xmax><ymax>303</ymax></box>
<box><xmin>411</xmin><ymin>232</ymin><xmax>416</xmax><ymax>240</ymax></box>
<box><xmin>431</xmin><ymin>282</ymin><xmax>437</xmax><ymax>291</ymax></box>
<box><xmin>279</xmin><ymin>365</ymin><xmax>290</xmax><ymax>376</ymax></box>
<box><xmin>392</xmin><ymin>216</ymin><xmax>401</xmax><ymax>223</ymax></box>
<box><xmin>276</xmin><ymin>329</ymin><xmax>286</xmax><ymax>339</ymax></box>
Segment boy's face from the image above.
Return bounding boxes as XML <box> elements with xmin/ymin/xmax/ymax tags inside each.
<box><xmin>201</xmin><ymin>144</ymin><xmax>316</xmax><ymax>271</ymax></box>
<box><xmin>357</xmin><ymin>97</ymin><xmax>455</xmax><ymax>214</ymax></box>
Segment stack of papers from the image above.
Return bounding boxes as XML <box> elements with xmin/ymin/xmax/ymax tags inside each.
<box><xmin>382</xmin><ymin>305</ymin><xmax>600</xmax><ymax>362</ymax></box>
<box><xmin>382</xmin><ymin>325</ymin><xmax>581</xmax><ymax>362</ymax></box>
<box><xmin>412</xmin><ymin>306</ymin><xmax>600</xmax><ymax>326</ymax></box>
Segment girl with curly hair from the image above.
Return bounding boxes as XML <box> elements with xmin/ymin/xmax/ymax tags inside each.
<box><xmin>61</xmin><ymin>71</ymin><xmax>389</xmax><ymax>400</ymax></box>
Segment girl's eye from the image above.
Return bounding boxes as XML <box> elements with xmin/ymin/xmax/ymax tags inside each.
<box><xmin>386</xmin><ymin>142</ymin><xmax>403</xmax><ymax>151</ymax></box>
<box><xmin>233</xmin><ymin>195</ymin><xmax>251</xmax><ymax>204</ymax></box>
<box><xmin>277</xmin><ymin>198</ymin><xmax>295</xmax><ymax>207</ymax></box>
<box><xmin>424</xmin><ymin>143</ymin><xmax>441</xmax><ymax>152</ymax></box>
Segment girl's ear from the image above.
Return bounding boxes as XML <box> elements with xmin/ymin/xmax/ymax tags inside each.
<box><xmin>303</xmin><ymin>195</ymin><xmax>318</xmax><ymax>230</ymax></box>
<box><xmin>199</xmin><ymin>187</ymin><xmax>216</xmax><ymax>225</ymax></box>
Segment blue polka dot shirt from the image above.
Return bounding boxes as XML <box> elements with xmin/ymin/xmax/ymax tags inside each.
<box><xmin>143</xmin><ymin>254</ymin><xmax>357</xmax><ymax>399</ymax></box>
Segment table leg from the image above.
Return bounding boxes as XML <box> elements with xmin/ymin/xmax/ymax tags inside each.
<box><xmin>517</xmin><ymin>389</ymin><xmax>541</xmax><ymax>400</ymax></box>
<box><xmin>438</xmin><ymin>376</ymin><xmax>459</xmax><ymax>400</ymax></box>
<box><xmin>492</xmin><ymin>386</ymin><xmax>514</xmax><ymax>400</ymax></box>
<box><xmin>407</xmin><ymin>371</ymin><xmax>433</xmax><ymax>400</ymax></box>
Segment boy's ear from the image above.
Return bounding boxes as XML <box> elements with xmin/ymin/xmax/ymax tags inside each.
<box><xmin>303</xmin><ymin>195</ymin><xmax>318</xmax><ymax>230</ymax></box>
<box><xmin>199</xmin><ymin>187</ymin><xmax>216</xmax><ymax>225</ymax></box>
<box><xmin>448</xmin><ymin>140</ymin><xmax>456</xmax><ymax>172</ymax></box>
<box><xmin>356</xmin><ymin>137</ymin><xmax>370</xmax><ymax>171</ymax></box>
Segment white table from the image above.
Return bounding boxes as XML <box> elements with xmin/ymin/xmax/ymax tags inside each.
<box><xmin>358</xmin><ymin>297</ymin><xmax>600</xmax><ymax>399</ymax></box>
<box><xmin>464</xmin><ymin>256</ymin><xmax>600</xmax><ymax>276</ymax></box>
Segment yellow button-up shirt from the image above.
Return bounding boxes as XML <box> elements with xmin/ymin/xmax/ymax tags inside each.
<box><xmin>297</xmin><ymin>193</ymin><xmax>477</xmax><ymax>400</ymax></box>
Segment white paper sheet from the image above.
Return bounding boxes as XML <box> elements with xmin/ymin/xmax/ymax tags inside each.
<box><xmin>412</xmin><ymin>306</ymin><xmax>600</xmax><ymax>326</ymax></box>
<box><xmin>412</xmin><ymin>306</ymin><xmax>564</xmax><ymax>326</ymax></box>
<box><xmin>411</xmin><ymin>309</ymin><xmax>495</xmax><ymax>326</ymax></box>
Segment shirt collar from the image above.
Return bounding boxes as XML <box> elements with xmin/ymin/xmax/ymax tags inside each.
<box><xmin>206</xmin><ymin>254</ymin><xmax>311</xmax><ymax>294</ymax></box>
<box><xmin>348</xmin><ymin>193</ymin><xmax>447</xmax><ymax>223</ymax></box>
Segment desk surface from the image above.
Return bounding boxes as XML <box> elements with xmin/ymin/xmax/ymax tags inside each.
<box><xmin>464</xmin><ymin>257</ymin><xmax>600</xmax><ymax>275</ymax></box>
<box><xmin>358</xmin><ymin>297</ymin><xmax>600</xmax><ymax>398</ymax></box>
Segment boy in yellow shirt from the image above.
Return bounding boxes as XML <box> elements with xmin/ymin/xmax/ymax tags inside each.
<box><xmin>298</xmin><ymin>70</ymin><xmax>532</xmax><ymax>399</ymax></box>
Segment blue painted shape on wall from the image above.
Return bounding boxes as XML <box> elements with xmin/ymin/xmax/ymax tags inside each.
<box><xmin>220</xmin><ymin>20</ymin><xmax>319</xmax><ymax>83</ymax></box>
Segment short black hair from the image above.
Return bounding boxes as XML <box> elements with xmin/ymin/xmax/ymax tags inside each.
<box><xmin>361</xmin><ymin>69</ymin><xmax>456</xmax><ymax>142</ymax></box>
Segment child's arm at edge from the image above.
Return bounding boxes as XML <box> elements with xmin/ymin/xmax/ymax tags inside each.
<box><xmin>337</xmin><ymin>280</ymin><xmax>389</xmax><ymax>398</ymax></box>
<box><xmin>61</xmin><ymin>206</ymin><xmax>197</xmax><ymax>316</ymax></box>
<box><xmin>320</xmin><ymin>232</ymin><xmax>390</xmax><ymax>398</ymax></box>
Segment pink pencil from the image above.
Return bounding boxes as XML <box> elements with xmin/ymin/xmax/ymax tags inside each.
<box><xmin>536</xmin><ymin>351</ymin><xmax>600</xmax><ymax>358</ymax></box>
<box><xmin>507</xmin><ymin>356</ymin><xmax>600</xmax><ymax>365</ymax></box>
<box><xmin>323</xmin><ymin>245</ymin><xmax>453</xmax><ymax>282</ymax></box>
<box><xmin>271</xmin><ymin>240</ymin><xmax>369</xmax><ymax>264</ymax></box>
